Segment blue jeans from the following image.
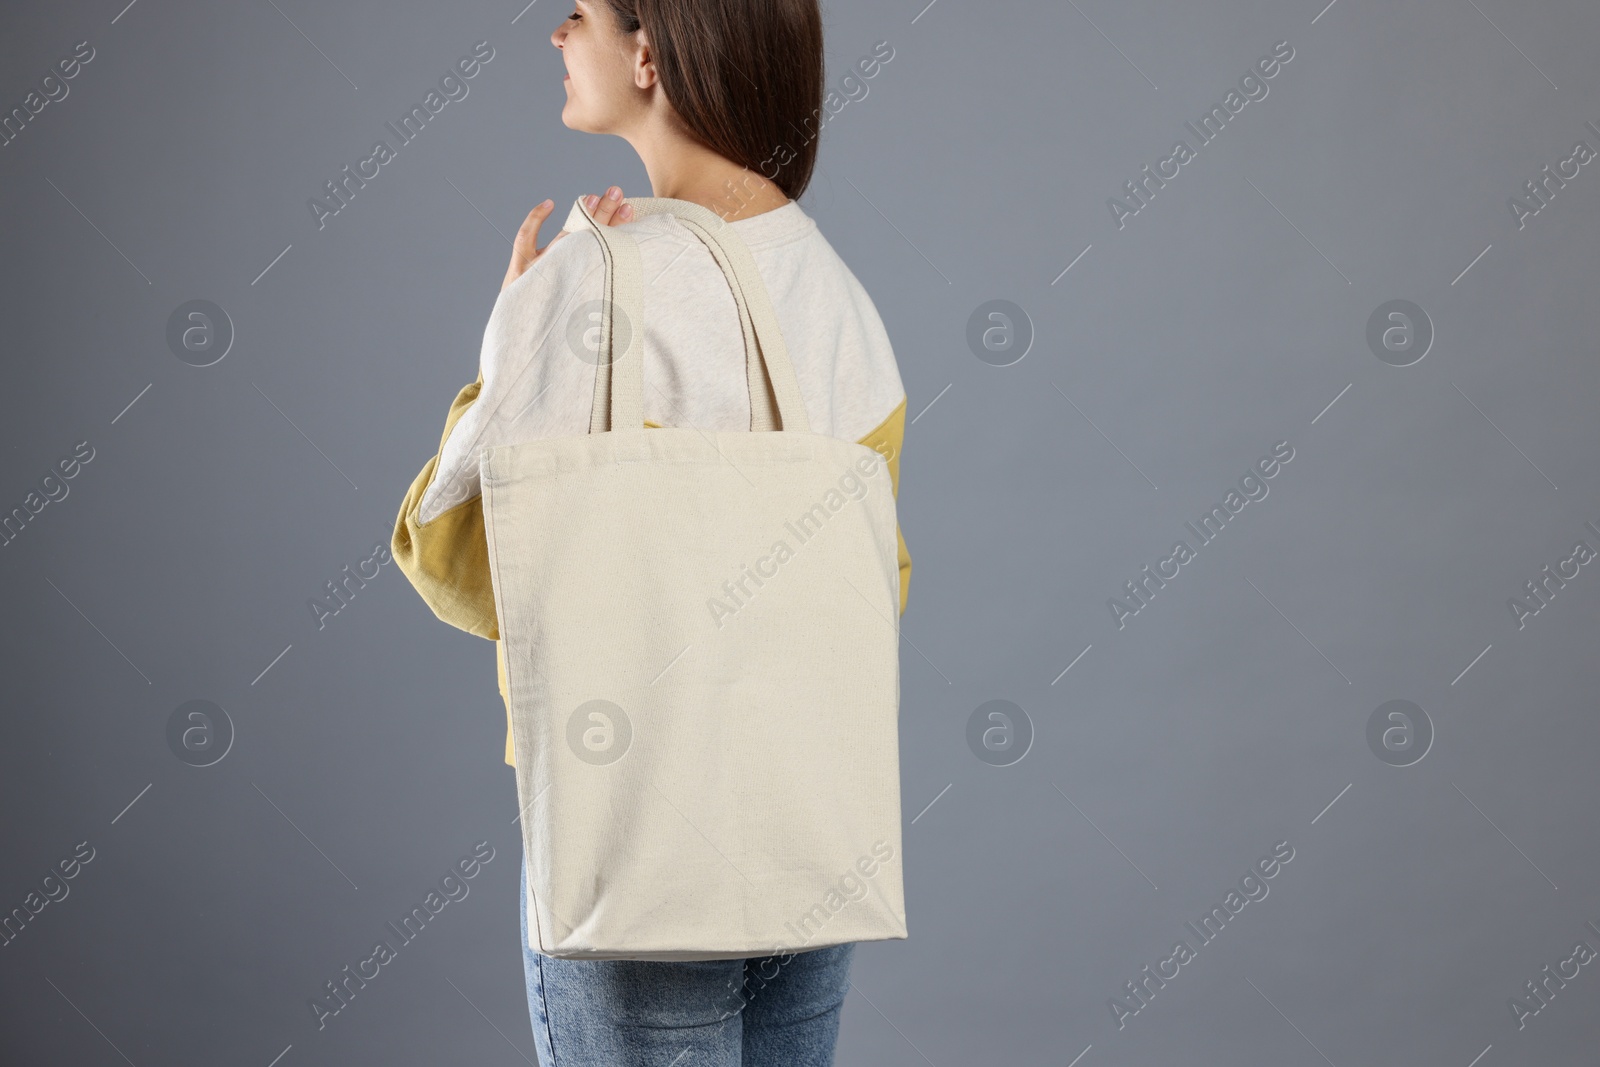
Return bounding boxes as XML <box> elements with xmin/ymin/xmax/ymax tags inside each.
<box><xmin>519</xmin><ymin>856</ymin><xmax>855</xmax><ymax>1066</ymax></box>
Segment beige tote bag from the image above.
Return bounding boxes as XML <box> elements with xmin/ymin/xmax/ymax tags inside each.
<box><xmin>480</xmin><ymin>195</ymin><xmax>907</xmax><ymax>961</ymax></box>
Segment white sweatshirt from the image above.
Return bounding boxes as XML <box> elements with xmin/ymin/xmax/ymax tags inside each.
<box><xmin>421</xmin><ymin>200</ymin><xmax>907</xmax><ymax>523</ymax></box>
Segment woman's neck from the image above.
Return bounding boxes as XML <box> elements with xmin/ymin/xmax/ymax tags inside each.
<box><xmin>625</xmin><ymin>124</ymin><xmax>791</xmax><ymax>221</ymax></box>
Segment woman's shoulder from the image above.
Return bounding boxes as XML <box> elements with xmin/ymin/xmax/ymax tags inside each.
<box><xmin>484</xmin><ymin>222</ymin><xmax>610</xmax><ymax>351</ymax></box>
<box><xmin>732</xmin><ymin>206</ymin><xmax>907</xmax><ymax>440</ymax></box>
<box><xmin>726</xmin><ymin>200</ymin><xmax>818</xmax><ymax>248</ymax></box>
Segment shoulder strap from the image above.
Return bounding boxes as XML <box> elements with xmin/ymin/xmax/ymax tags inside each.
<box><xmin>561</xmin><ymin>197</ymin><xmax>644</xmax><ymax>435</ymax></box>
<box><xmin>561</xmin><ymin>195</ymin><xmax>811</xmax><ymax>435</ymax></box>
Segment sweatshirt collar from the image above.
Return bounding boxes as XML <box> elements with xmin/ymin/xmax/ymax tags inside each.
<box><xmin>726</xmin><ymin>200</ymin><xmax>815</xmax><ymax>248</ymax></box>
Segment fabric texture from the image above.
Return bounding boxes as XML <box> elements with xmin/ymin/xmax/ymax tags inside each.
<box><xmin>484</xmin><ymin>196</ymin><xmax>906</xmax><ymax>960</ymax></box>
<box><xmin>519</xmin><ymin>852</ymin><xmax>854</xmax><ymax>1067</ymax></box>
<box><xmin>391</xmin><ymin>196</ymin><xmax>911</xmax><ymax>767</ymax></box>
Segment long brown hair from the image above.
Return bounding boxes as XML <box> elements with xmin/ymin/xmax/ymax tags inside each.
<box><xmin>600</xmin><ymin>0</ymin><xmax>824</xmax><ymax>201</ymax></box>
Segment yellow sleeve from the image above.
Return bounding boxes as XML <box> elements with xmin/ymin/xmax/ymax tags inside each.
<box><xmin>390</xmin><ymin>371</ymin><xmax>500</xmax><ymax>643</ymax></box>
<box><xmin>856</xmin><ymin>394</ymin><xmax>912</xmax><ymax>617</ymax></box>
<box><xmin>390</xmin><ymin>371</ymin><xmax>520</xmax><ymax>765</ymax></box>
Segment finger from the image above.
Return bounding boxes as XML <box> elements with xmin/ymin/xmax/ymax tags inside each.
<box><xmin>515</xmin><ymin>199</ymin><xmax>553</xmax><ymax>244</ymax></box>
<box><xmin>588</xmin><ymin>192</ymin><xmax>630</xmax><ymax>224</ymax></box>
<box><xmin>580</xmin><ymin>192</ymin><xmax>629</xmax><ymax>225</ymax></box>
<box><xmin>590</xmin><ymin>186</ymin><xmax>624</xmax><ymax>226</ymax></box>
<box><xmin>510</xmin><ymin>199</ymin><xmax>554</xmax><ymax>267</ymax></box>
<box><xmin>577</xmin><ymin>192</ymin><xmax>629</xmax><ymax>225</ymax></box>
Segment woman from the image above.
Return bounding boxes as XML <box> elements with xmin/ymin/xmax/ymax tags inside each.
<box><xmin>391</xmin><ymin>1</ymin><xmax>910</xmax><ymax>1063</ymax></box>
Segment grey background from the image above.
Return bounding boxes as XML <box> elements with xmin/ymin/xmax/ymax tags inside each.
<box><xmin>3</xmin><ymin>0</ymin><xmax>1598</xmax><ymax>1063</ymax></box>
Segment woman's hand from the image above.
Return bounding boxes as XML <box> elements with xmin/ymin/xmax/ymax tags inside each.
<box><xmin>501</xmin><ymin>186</ymin><xmax>634</xmax><ymax>291</ymax></box>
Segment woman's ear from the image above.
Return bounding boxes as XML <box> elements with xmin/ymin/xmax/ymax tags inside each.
<box><xmin>633</xmin><ymin>34</ymin><xmax>657</xmax><ymax>90</ymax></box>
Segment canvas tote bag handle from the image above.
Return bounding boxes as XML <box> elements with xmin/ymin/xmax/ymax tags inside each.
<box><xmin>562</xmin><ymin>195</ymin><xmax>812</xmax><ymax>436</ymax></box>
